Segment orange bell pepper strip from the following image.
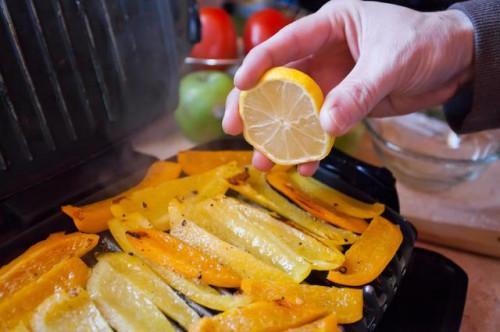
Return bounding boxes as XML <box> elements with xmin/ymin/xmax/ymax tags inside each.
<box><xmin>267</xmin><ymin>171</ymin><xmax>369</xmax><ymax>233</ymax></box>
<box><xmin>0</xmin><ymin>257</ymin><xmax>90</xmax><ymax>330</ymax></box>
<box><xmin>0</xmin><ymin>232</ymin><xmax>98</xmax><ymax>301</ymax></box>
<box><xmin>241</xmin><ymin>279</ymin><xmax>363</xmax><ymax>324</ymax></box>
<box><xmin>62</xmin><ymin>161</ymin><xmax>181</xmax><ymax>233</ymax></box>
<box><xmin>328</xmin><ymin>216</ymin><xmax>403</xmax><ymax>286</ymax></box>
<box><xmin>177</xmin><ymin>150</ymin><xmax>252</xmax><ymax>175</ymax></box>
<box><xmin>189</xmin><ymin>301</ymin><xmax>328</xmax><ymax>332</ymax></box>
<box><xmin>285</xmin><ymin>313</ymin><xmax>340</xmax><ymax>332</ymax></box>
<box><xmin>125</xmin><ymin>228</ymin><xmax>241</xmax><ymax>288</ymax></box>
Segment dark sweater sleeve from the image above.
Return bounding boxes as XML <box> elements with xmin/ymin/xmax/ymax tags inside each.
<box><xmin>444</xmin><ymin>0</ymin><xmax>500</xmax><ymax>133</ymax></box>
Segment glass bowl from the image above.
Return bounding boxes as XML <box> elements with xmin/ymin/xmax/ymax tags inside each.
<box><xmin>364</xmin><ymin>114</ymin><xmax>500</xmax><ymax>191</ymax></box>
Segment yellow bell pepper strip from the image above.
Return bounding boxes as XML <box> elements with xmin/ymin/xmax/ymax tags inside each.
<box><xmin>222</xmin><ymin>197</ymin><xmax>345</xmax><ymax>271</ymax></box>
<box><xmin>116</xmin><ymin>162</ymin><xmax>245</xmax><ymax>230</ymax></box>
<box><xmin>87</xmin><ymin>258</ymin><xmax>175</xmax><ymax>332</ymax></box>
<box><xmin>0</xmin><ymin>232</ymin><xmax>98</xmax><ymax>301</ymax></box>
<box><xmin>189</xmin><ymin>301</ymin><xmax>328</xmax><ymax>332</ymax></box>
<box><xmin>62</xmin><ymin>161</ymin><xmax>181</xmax><ymax>233</ymax></box>
<box><xmin>98</xmin><ymin>253</ymin><xmax>199</xmax><ymax>329</ymax></box>
<box><xmin>285</xmin><ymin>313</ymin><xmax>339</xmax><ymax>332</ymax></box>
<box><xmin>228</xmin><ymin>167</ymin><xmax>358</xmax><ymax>246</ymax></box>
<box><xmin>328</xmin><ymin>216</ymin><xmax>403</xmax><ymax>286</ymax></box>
<box><xmin>0</xmin><ymin>257</ymin><xmax>90</xmax><ymax>330</ymax></box>
<box><xmin>267</xmin><ymin>171</ymin><xmax>369</xmax><ymax>233</ymax></box>
<box><xmin>289</xmin><ymin>171</ymin><xmax>385</xmax><ymax>219</ymax></box>
<box><xmin>9</xmin><ymin>322</ymin><xmax>30</xmax><ymax>332</ymax></box>
<box><xmin>124</xmin><ymin>228</ymin><xmax>241</xmax><ymax>288</ymax></box>
<box><xmin>241</xmin><ymin>279</ymin><xmax>363</xmax><ymax>324</ymax></box>
<box><xmin>108</xmin><ymin>216</ymin><xmax>250</xmax><ymax>311</ymax></box>
<box><xmin>190</xmin><ymin>195</ymin><xmax>312</xmax><ymax>282</ymax></box>
<box><xmin>169</xmin><ymin>200</ymin><xmax>294</xmax><ymax>282</ymax></box>
<box><xmin>31</xmin><ymin>288</ymin><xmax>112</xmax><ymax>332</ymax></box>
<box><xmin>177</xmin><ymin>150</ymin><xmax>253</xmax><ymax>175</ymax></box>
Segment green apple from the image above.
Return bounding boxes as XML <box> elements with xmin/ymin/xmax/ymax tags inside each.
<box><xmin>175</xmin><ymin>70</ymin><xmax>233</xmax><ymax>143</ymax></box>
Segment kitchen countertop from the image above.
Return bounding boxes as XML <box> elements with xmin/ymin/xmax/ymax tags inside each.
<box><xmin>132</xmin><ymin>113</ymin><xmax>500</xmax><ymax>332</ymax></box>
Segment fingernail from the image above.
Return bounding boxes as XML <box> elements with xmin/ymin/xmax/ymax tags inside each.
<box><xmin>234</xmin><ymin>69</ymin><xmax>242</xmax><ymax>87</ymax></box>
<box><xmin>320</xmin><ymin>108</ymin><xmax>345</xmax><ymax>136</ymax></box>
<box><xmin>221</xmin><ymin>113</ymin><xmax>231</xmax><ymax>133</ymax></box>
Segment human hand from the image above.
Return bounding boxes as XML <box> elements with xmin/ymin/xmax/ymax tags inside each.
<box><xmin>223</xmin><ymin>0</ymin><xmax>474</xmax><ymax>175</ymax></box>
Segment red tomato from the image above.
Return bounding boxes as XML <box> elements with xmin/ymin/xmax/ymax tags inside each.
<box><xmin>244</xmin><ymin>9</ymin><xmax>292</xmax><ymax>54</ymax></box>
<box><xmin>190</xmin><ymin>7</ymin><xmax>238</xmax><ymax>60</ymax></box>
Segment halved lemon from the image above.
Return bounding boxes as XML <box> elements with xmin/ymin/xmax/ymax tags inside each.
<box><xmin>239</xmin><ymin>67</ymin><xmax>334</xmax><ymax>165</ymax></box>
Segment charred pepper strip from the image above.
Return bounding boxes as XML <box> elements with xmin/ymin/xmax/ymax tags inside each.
<box><xmin>191</xmin><ymin>195</ymin><xmax>312</xmax><ymax>282</ymax></box>
<box><xmin>327</xmin><ymin>216</ymin><xmax>403</xmax><ymax>286</ymax></box>
<box><xmin>115</xmin><ymin>162</ymin><xmax>245</xmax><ymax>230</ymax></box>
<box><xmin>125</xmin><ymin>228</ymin><xmax>241</xmax><ymax>288</ymax></box>
<box><xmin>62</xmin><ymin>161</ymin><xmax>181</xmax><ymax>233</ymax></box>
<box><xmin>108</xmin><ymin>216</ymin><xmax>249</xmax><ymax>311</ymax></box>
<box><xmin>267</xmin><ymin>171</ymin><xmax>369</xmax><ymax>233</ymax></box>
<box><xmin>228</xmin><ymin>167</ymin><xmax>358</xmax><ymax>246</ymax></box>
<box><xmin>169</xmin><ymin>200</ymin><xmax>294</xmax><ymax>283</ymax></box>
<box><xmin>289</xmin><ymin>171</ymin><xmax>385</xmax><ymax>219</ymax></box>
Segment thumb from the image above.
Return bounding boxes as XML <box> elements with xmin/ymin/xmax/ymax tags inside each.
<box><xmin>320</xmin><ymin>61</ymin><xmax>390</xmax><ymax>136</ymax></box>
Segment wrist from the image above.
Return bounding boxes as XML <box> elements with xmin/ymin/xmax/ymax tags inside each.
<box><xmin>444</xmin><ymin>9</ymin><xmax>475</xmax><ymax>80</ymax></box>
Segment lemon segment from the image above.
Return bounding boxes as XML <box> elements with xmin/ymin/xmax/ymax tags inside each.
<box><xmin>239</xmin><ymin>67</ymin><xmax>334</xmax><ymax>165</ymax></box>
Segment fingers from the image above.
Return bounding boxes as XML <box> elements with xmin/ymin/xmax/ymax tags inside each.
<box><xmin>252</xmin><ymin>151</ymin><xmax>274</xmax><ymax>171</ymax></box>
<box><xmin>320</xmin><ymin>60</ymin><xmax>392</xmax><ymax>136</ymax></box>
<box><xmin>298</xmin><ymin>161</ymin><xmax>320</xmax><ymax>177</ymax></box>
<box><xmin>222</xmin><ymin>88</ymin><xmax>243</xmax><ymax>135</ymax></box>
<box><xmin>234</xmin><ymin>11</ymin><xmax>336</xmax><ymax>90</ymax></box>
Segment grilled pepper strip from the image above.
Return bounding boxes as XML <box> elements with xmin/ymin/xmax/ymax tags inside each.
<box><xmin>228</xmin><ymin>167</ymin><xmax>358</xmax><ymax>246</ymax></box>
<box><xmin>285</xmin><ymin>313</ymin><xmax>339</xmax><ymax>332</ymax></box>
<box><xmin>289</xmin><ymin>171</ymin><xmax>385</xmax><ymax>219</ymax></box>
<box><xmin>115</xmin><ymin>162</ymin><xmax>245</xmax><ymax>230</ymax></box>
<box><xmin>241</xmin><ymin>279</ymin><xmax>363</xmax><ymax>324</ymax></box>
<box><xmin>88</xmin><ymin>259</ymin><xmax>175</xmax><ymax>332</ymax></box>
<box><xmin>189</xmin><ymin>301</ymin><xmax>328</xmax><ymax>332</ymax></box>
<box><xmin>191</xmin><ymin>195</ymin><xmax>312</xmax><ymax>282</ymax></box>
<box><xmin>99</xmin><ymin>253</ymin><xmax>199</xmax><ymax>329</ymax></box>
<box><xmin>0</xmin><ymin>232</ymin><xmax>98</xmax><ymax>301</ymax></box>
<box><xmin>169</xmin><ymin>200</ymin><xmax>293</xmax><ymax>282</ymax></box>
<box><xmin>108</xmin><ymin>216</ymin><xmax>249</xmax><ymax>311</ymax></box>
<box><xmin>223</xmin><ymin>197</ymin><xmax>345</xmax><ymax>271</ymax></box>
<box><xmin>0</xmin><ymin>257</ymin><xmax>90</xmax><ymax>330</ymax></box>
<box><xmin>177</xmin><ymin>150</ymin><xmax>253</xmax><ymax>175</ymax></box>
<box><xmin>125</xmin><ymin>228</ymin><xmax>241</xmax><ymax>288</ymax></box>
<box><xmin>31</xmin><ymin>288</ymin><xmax>112</xmax><ymax>332</ymax></box>
<box><xmin>62</xmin><ymin>161</ymin><xmax>181</xmax><ymax>233</ymax></box>
<box><xmin>327</xmin><ymin>216</ymin><xmax>403</xmax><ymax>286</ymax></box>
<box><xmin>267</xmin><ymin>171</ymin><xmax>369</xmax><ymax>233</ymax></box>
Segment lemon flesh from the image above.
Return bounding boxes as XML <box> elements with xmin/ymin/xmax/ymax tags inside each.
<box><xmin>240</xmin><ymin>67</ymin><xmax>334</xmax><ymax>165</ymax></box>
